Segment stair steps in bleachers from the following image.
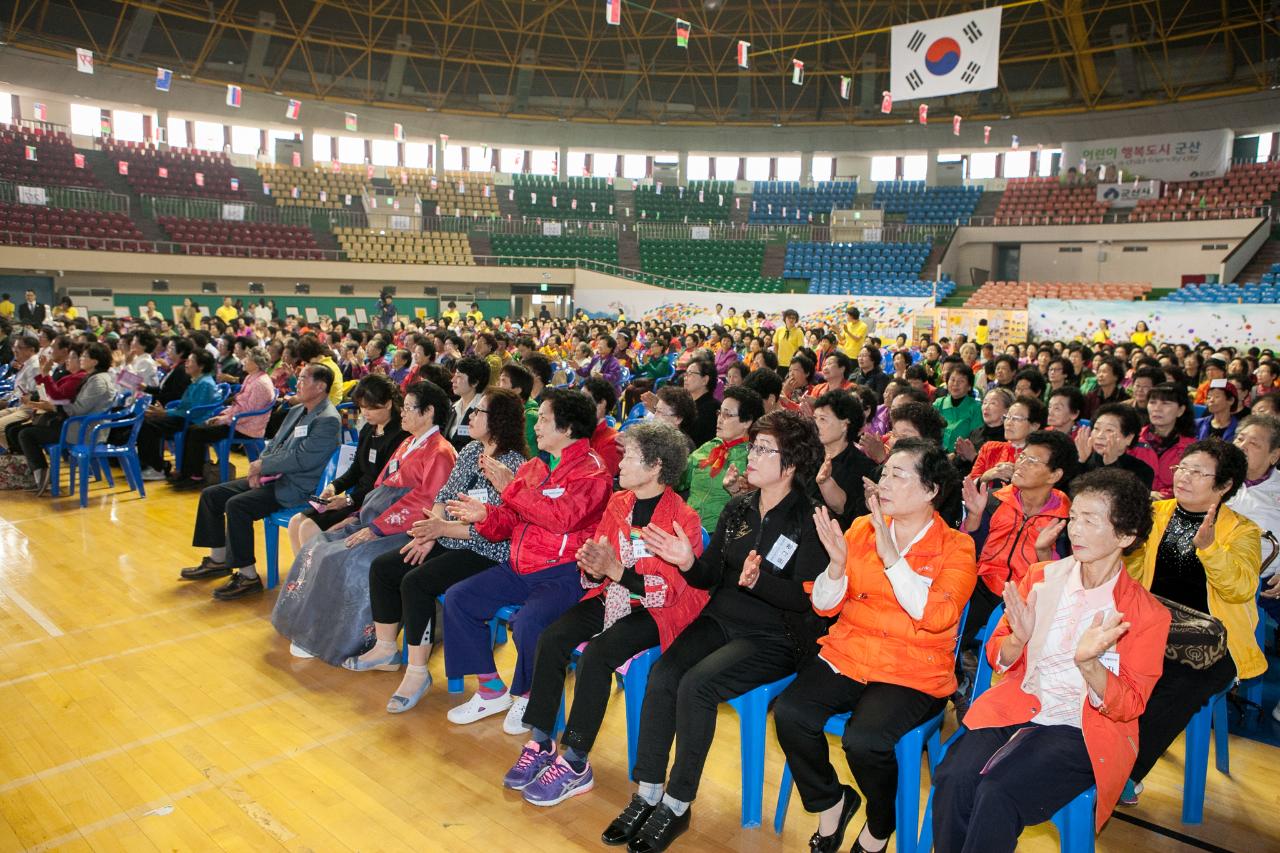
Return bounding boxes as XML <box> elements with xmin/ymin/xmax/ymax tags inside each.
<box><xmin>84</xmin><ymin>149</ymin><xmax>168</xmax><ymax>245</ymax></box>
<box><xmin>729</xmin><ymin>194</ymin><xmax>750</xmax><ymax>224</ymax></box>
<box><xmin>470</xmin><ymin>233</ymin><xmax>493</xmax><ymax>264</ymax></box>
<box><xmin>761</xmin><ymin>243</ymin><xmax>787</xmax><ymax>278</ymax></box>
<box><xmin>971</xmin><ymin>189</ymin><xmax>1003</xmax><ymax>219</ymax></box>
<box><xmin>497</xmin><ymin>191</ymin><xmax>521</xmax><ymax>220</ymax></box>
<box><xmin>1238</xmin><ymin>238</ymin><xmax>1280</xmax><ymax>285</ymax></box>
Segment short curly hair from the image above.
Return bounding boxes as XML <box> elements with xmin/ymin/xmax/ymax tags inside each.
<box><xmin>890</xmin><ymin>401</ymin><xmax>947</xmax><ymax>445</ymax></box>
<box><xmin>1070</xmin><ymin>467</ymin><xmax>1155</xmax><ymax>554</ymax></box>
<box><xmin>749</xmin><ymin>410</ymin><xmax>823</xmax><ymax>485</ymax></box>
<box><xmin>621</xmin><ymin>421</ymin><xmax>691</xmax><ymax>486</ymax></box>
<box><xmin>887</xmin><ymin>437</ymin><xmax>959</xmax><ymax>509</ymax></box>
<box><xmin>1180</xmin><ymin>437</ymin><xmax>1249</xmax><ymax>502</ymax></box>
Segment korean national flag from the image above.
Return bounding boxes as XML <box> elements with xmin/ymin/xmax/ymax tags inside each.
<box><xmin>890</xmin><ymin>7</ymin><xmax>1000</xmax><ymax>101</ymax></box>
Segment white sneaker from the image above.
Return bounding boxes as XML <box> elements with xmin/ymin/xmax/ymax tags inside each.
<box><xmin>503</xmin><ymin>695</ymin><xmax>531</xmax><ymax>735</ymax></box>
<box><xmin>1272</xmin><ymin>701</ymin><xmax>1280</xmax><ymax>724</ymax></box>
<box><xmin>289</xmin><ymin>642</ymin><xmax>315</xmax><ymax>659</ymax></box>
<box><xmin>447</xmin><ymin>690</ymin><xmax>513</xmax><ymax>726</ymax></box>
<box><xmin>140</xmin><ymin>467</ymin><xmax>167</xmax><ymax>481</ymax></box>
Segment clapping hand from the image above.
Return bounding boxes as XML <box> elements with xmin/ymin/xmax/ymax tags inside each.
<box><xmin>1261</xmin><ymin>573</ymin><xmax>1280</xmax><ymax>600</ymax></box>
<box><xmin>1074</xmin><ymin>425</ymin><xmax>1093</xmax><ymax>463</ymax></box>
<box><xmin>1192</xmin><ymin>504</ymin><xmax>1218</xmax><ymax>551</ymax></box>
<box><xmin>859</xmin><ymin>432</ymin><xmax>888</xmax><ymax>464</ymax></box>
<box><xmin>721</xmin><ymin>462</ymin><xmax>750</xmax><ymax>496</ymax></box>
<box><xmin>399</xmin><ymin>536</ymin><xmax>435</xmax><ymax>566</ymax></box>
<box><xmin>954</xmin><ymin>437</ymin><xmax>977</xmax><ymax>462</ymax></box>
<box><xmin>815</xmin><ymin>458</ymin><xmax>833</xmax><ymax>486</ymax></box>
<box><xmin>577</xmin><ymin>536</ymin><xmax>624</xmax><ymax>582</ymax></box>
<box><xmin>983</xmin><ymin>462</ymin><xmax>1015</xmax><ymax>483</ymax></box>
<box><xmin>738</xmin><ymin>550</ymin><xmax>763</xmax><ymax>589</ymax></box>
<box><xmin>479</xmin><ymin>454</ymin><xmax>515</xmax><ymax>492</ymax></box>
<box><xmin>813</xmin><ymin>506</ymin><xmax>848</xmax><ymax>576</ymax></box>
<box><xmin>445</xmin><ymin>493</ymin><xmax>488</xmax><ymax>524</ymax></box>
<box><xmin>1034</xmin><ymin>519</ymin><xmax>1068</xmax><ymax>558</ymax></box>
<box><xmin>961</xmin><ymin>476</ymin><xmax>989</xmax><ymax>519</ymax></box>
<box><xmin>1002</xmin><ymin>581</ymin><xmax>1038</xmax><ymax>646</ymax></box>
<box><xmin>641</xmin><ymin>390</ymin><xmax>659</xmax><ymax>411</ymax></box>
<box><xmin>865</xmin><ymin>477</ymin><xmax>901</xmax><ymax>569</ymax></box>
<box><xmin>1074</xmin><ymin>611</ymin><xmax>1129</xmax><ymax>665</ymax></box>
<box><xmin>641</xmin><ymin>522</ymin><xmax>695</xmax><ymax>571</ymax></box>
<box><xmin>410</xmin><ymin>506</ymin><xmax>450</xmax><ymax>541</ymax></box>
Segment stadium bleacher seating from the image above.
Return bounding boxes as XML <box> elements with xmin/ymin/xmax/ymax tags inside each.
<box><xmin>156</xmin><ymin>215</ymin><xmax>322</xmax><ymax>259</ymax></box>
<box><xmin>783</xmin><ymin>241</ymin><xmax>951</xmax><ymax>300</ymax></box>
<box><xmin>0</xmin><ymin>201</ymin><xmax>150</xmax><ymax>250</ymax></box>
<box><xmin>1162</xmin><ymin>273</ymin><xmax>1280</xmax><ymax>303</ymax></box>
<box><xmin>256</xmin><ymin>163</ymin><xmax>365</xmax><ymax>209</ymax></box>
<box><xmin>337</xmin><ymin>227</ymin><xmax>474</xmax><ymax>264</ymax></box>
<box><xmin>747</xmin><ymin>181</ymin><xmax>858</xmax><ymax>224</ymax></box>
<box><xmin>873</xmin><ymin>181</ymin><xmax>982</xmax><ymax>224</ymax></box>
<box><xmin>993</xmin><ymin>177</ymin><xmax>1110</xmax><ymax>225</ymax></box>
<box><xmin>0</xmin><ymin>124</ymin><xmax>102</xmax><ymax>188</ymax></box>
<box><xmin>639</xmin><ymin>238</ymin><xmax>782</xmax><ymax>291</ymax></box>
<box><xmin>965</xmin><ymin>280</ymin><xmax>1152</xmax><ymax>309</ymax></box>
<box><xmin>490</xmin><ymin>234</ymin><xmax>617</xmax><ymax>267</ymax></box>
<box><xmin>1131</xmin><ymin>160</ymin><xmax>1280</xmax><ymax>221</ymax></box>
<box><xmin>634</xmin><ymin>180</ymin><xmax>733</xmax><ymax>222</ymax></box>
<box><xmin>397</xmin><ymin>169</ymin><xmax>499</xmax><ymax>218</ymax></box>
<box><xmin>105</xmin><ymin>141</ymin><xmax>243</xmax><ymax>200</ymax></box>
<box><xmin>511</xmin><ymin>175</ymin><xmax>613</xmax><ymax>220</ymax></box>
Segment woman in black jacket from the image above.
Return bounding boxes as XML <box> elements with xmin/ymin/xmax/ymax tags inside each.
<box><xmin>286</xmin><ymin>374</ymin><xmax>407</xmax><ymax>553</ymax></box>
<box><xmin>602</xmin><ymin>410</ymin><xmax>828</xmax><ymax>853</ymax></box>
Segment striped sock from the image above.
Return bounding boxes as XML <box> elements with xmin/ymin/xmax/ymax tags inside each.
<box><xmin>477</xmin><ymin>673</ymin><xmax>506</xmax><ymax>699</ymax></box>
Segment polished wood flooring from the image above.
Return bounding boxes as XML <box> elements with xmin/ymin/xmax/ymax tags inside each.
<box><xmin>0</xmin><ymin>468</ymin><xmax>1275</xmax><ymax>852</ymax></box>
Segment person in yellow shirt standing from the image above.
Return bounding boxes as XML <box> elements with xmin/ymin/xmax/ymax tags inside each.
<box><xmin>441</xmin><ymin>300</ymin><xmax>461</xmax><ymax>326</ymax></box>
<box><xmin>773</xmin><ymin>309</ymin><xmax>804</xmax><ymax>368</ymax></box>
<box><xmin>723</xmin><ymin>306</ymin><xmax>741</xmax><ymax>330</ymax></box>
<box><xmin>215</xmin><ymin>296</ymin><xmax>239</xmax><ymax>325</ymax></box>
<box><xmin>466</xmin><ymin>302</ymin><xmax>484</xmax><ymax>324</ymax></box>
<box><xmin>973</xmin><ymin>318</ymin><xmax>990</xmax><ymax>346</ymax></box>
<box><xmin>1091</xmin><ymin>318</ymin><xmax>1112</xmax><ymax>345</ymax></box>
<box><xmin>0</xmin><ymin>293</ymin><xmax>13</xmax><ymax>319</ymax></box>
<box><xmin>838</xmin><ymin>306</ymin><xmax>868</xmax><ymax>359</ymax></box>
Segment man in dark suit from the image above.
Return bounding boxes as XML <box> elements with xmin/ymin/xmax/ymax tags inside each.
<box><xmin>179</xmin><ymin>363</ymin><xmax>342</xmax><ymax>600</ymax></box>
<box><xmin>16</xmin><ymin>290</ymin><xmax>45</xmax><ymax>328</ymax></box>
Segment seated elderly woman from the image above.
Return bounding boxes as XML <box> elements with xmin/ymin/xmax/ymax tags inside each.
<box><xmin>1119</xmin><ymin>437</ymin><xmax>1264</xmax><ymax>806</ymax></box>
<box><xmin>932</xmin><ymin>469</ymin><xmax>1170</xmax><ymax>853</ymax></box>
<box><xmin>502</xmin><ymin>421</ymin><xmax>707</xmax><ymax>807</ymax></box>
<box><xmin>135</xmin><ymin>349</ymin><xmax>222</xmax><ymax>481</ymax></box>
<box><xmin>602</xmin><ymin>411</ymin><xmax>826</xmax><ymax>853</ymax></box>
<box><xmin>286</xmin><ymin>374</ymin><xmax>408</xmax><ymax>552</ymax></box>
<box><xmin>774</xmin><ymin>438</ymin><xmax>976</xmax><ymax>853</ymax></box>
<box><xmin>1074</xmin><ymin>403</ymin><xmax>1157</xmax><ymax>491</ymax></box>
<box><xmin>270</xmin><ymin>380</ymin><xmax>457</xmax><ymax>664</ymax></box>
<box><xmin>680</xmin><ymin>385</ymin><xmax>763</xmax><ymax>530</ymax></box>
<box><xmin>346</xmin><ymin>387</ymin><xmax>528</xmax><ymax>713</ymax></box>
<box><xmin>18</xmin><ymin>341</ymin><xmax>116</xmax><ymax>496</ymax></box>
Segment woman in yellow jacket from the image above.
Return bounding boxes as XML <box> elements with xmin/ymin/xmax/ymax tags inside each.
<box><xmin>1121</xmin><ymin>437</ymin><xmax>1263</xmax><ymax>804</ymax></box>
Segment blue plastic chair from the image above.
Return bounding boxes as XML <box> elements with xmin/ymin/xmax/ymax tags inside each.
<box><xmin>66</xmin><ymin>398</ymin><xmax>149</xmax><ymax>508</ymax></box>
<box><xmin>165</xmin><ymin>384</ymin><xmax>230</xmax><ymax>466</ymax></box>
<box><xmin>42</xmin><ymin>407</ymin><xmax>128</xmax><ymax>497</ymax></box>
<box><xmin>213</xmin><ymin>395</ymin><xmax>277</xmax><ymax>481</ymax></box>
<box><xmin>336</xmin><ymin>401</ymin><xmax>360</xmax><ymax>444</ymax></box>
<box><xmin>1180</xmin><ymin>685</ymin><xmax>1231</xmax><ymax>824</ymax></box>
<box><xmin>262</xmin><ymin>447</ymin><xmax>346</xmax><ymax>589</ymax></box>
<box><xmin>724</xmin><ymin>673</ymin><xmax>798</xmax><ymax>828</ymax></box>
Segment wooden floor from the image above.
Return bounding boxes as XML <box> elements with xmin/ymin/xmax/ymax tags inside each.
<box><xmin>0</xmin><ymin>468</ymin><xmax>1275</xmax><ymax>853</ymax></box>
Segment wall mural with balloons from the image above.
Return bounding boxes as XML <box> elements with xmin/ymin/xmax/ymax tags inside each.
<box><xmin>1027</xmin><ymin>299</ymin><xmax>1280</xmax><ymax>348</ymax></box>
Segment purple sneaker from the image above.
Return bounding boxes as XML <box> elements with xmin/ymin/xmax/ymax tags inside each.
<box><xmin>521</xmin><ymin>755</ymin><xmax>594</xmax><ymax>807</ymax></box>
<box><xmin>503</xmin><ymin>741</ymin><xmax>556</xmax><ymax>790</ymax></box>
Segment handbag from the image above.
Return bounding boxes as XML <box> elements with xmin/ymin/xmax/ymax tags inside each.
<box><xmin>0</xmin><ymin>454</ymin><xmax>33</xmax><ymax>490</ymax></box>
<box><xmin>1155</xmin><ymin>594</ymin><xmax>1228</xmax><ymax>670</ymax></box>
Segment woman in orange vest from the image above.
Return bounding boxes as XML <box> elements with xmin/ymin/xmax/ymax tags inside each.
<box><xmin>931</xmin><ymin>469</ymin><xmax>1170</xmax><ymax>852</ymax></box>
<box><xmin>773</xmin><ymin>439</ymin><xmax>977</xmax><ymax>853</ymax></box>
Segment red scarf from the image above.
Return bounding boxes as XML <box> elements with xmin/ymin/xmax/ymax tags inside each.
<box><xmin>698</xmin><ymin>435</ymin><xmax>747</xmax><ymax>477</ymax></box>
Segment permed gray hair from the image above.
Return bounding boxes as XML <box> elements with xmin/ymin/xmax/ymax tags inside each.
<box><xmin>622</xmin><ymin>420</ymin><xmax>693</xmax><ymax>486</ymax></box>
<box><xmin>247</xmin><ymin>346</ymin><xmax>273</xmax><ymax>373</ymax></box>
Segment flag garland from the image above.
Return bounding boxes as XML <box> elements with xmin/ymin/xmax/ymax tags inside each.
<box><xmin>737</xmin><ymin>41</ymin><xmax>750</xmax><ymax>69</ymax></box>
<box><xmin>393</xmin><ymin>122</ymin><xmax>404</xmax><ymax>142</ymax></box>
<box><xmin>791</xmin><ymin>59</ymin><xmax>804</xmax><ymax>85</ymax></box>
<box><xmin>285</xmin><ymin>99</ymin><xmax>301</xmax><ymax>120</ymax></box>
<box><xmin>881</xmin><ymin>91</ymin><xmax>893</xmax><ymax>113</ymax></box>
<box><xmin>952</xmin><ymin>115</ymin><xmax>962</xmax><ymax>136</ymax></box>
<box><xmin>675</xmin><ymin>19</ymin><xmax>690</xmax><ymax>48</ymax></box>
<box><xmin>156</xmin><ymin>68</ymin><xmax>172</xmax><ymax>92</ymax></box>
<box><xmin>75</xmin><ymin>48</ymin><xmax>93</xmax><ymax>74</ymax></box>
<box><xmin>345</xmin><ymin>112</ymin><xmax>358</xmax><ymax>132</ymax></box>
<box><xmin>33</xmin><ymin>103</ymin><xmax>47</xmax><ymax>122</ymax></box>
<box><xmin>226</xmin><ymin>85</ymin><xmax>242</xmax><ymax>108</ymax></box>
<box><xmin>918</xmin><ymin>104</ymin><xmax>928</xmax><ymax>124</ymax></box>
<box><xmin>839</xmin><ymin>76</ymin><xmax>852</xmax><ymax>99</ymax></box>
<box><xmin>605</xmin><ymin>0</ymin><xmax>621</xmax><ymax>26</ymax></box>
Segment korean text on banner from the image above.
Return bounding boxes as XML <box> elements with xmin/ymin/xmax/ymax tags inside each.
<box><xmin>1095</xmin><ymin>181</ymin><xmax>1162</xmax><ymax>208</ymax></box>
<box><xmin>690</xmin><ymin>226</ymin><xmax>711</xmax><ymax>240</ymax></box>
<box><xmin>891</xmin><ymin>7</ymin><xmax>1000</xmax><ymax>101</ymax></box>
<box><xmin>542</xmin><ymin>222</ymin><xmax>563</xmax><ymax>237</ymax></box>
<box><xmin>220</xmin><ymin>203</ymin><xmax>246</xmax><ymax>221</ymax></box>
<box><xmin>17</xmin><ymin>186</ymin><xmax>47</xmax><ymax>206</ymax></box>
<box><xmin>1061</xmin><ymin>130</ymin><xmax>1233</xmax><ymax>183</ymax></box>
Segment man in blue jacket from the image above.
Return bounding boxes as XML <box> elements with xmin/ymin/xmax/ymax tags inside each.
<box><xmin>180</xmin><ymin>364</ymin><xmax>342</xmax><ymax>600</ymax></box>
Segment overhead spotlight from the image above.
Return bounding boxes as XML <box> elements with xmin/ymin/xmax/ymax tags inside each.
<box><xmin>704</xmin><ymin>0</ymin><xmax>723</xmax><ymax>9</ymax></box>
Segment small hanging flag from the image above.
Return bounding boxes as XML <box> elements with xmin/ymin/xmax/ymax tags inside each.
<box><xmin>319</xmin><ymin>190</ymin><xmax>327</xmax><ymax>202</ymax></box>
<box><xmin>483</xmin><ymin>185</ymin><xmax>492</xmax><ymax>198</ymax></box>
<box><xmin>117</xmin><ymin>160</ymin><xmax>128</xmax><ymax>175</ymax></box>
<box><xmin>737</xmin><ymin>41</ymin><xmax>750</xmax><ymax>69</ymax></box>
<box><xmin>881</xmin><ymin>91</ymin><xmax>892</xmax><ymax>113</ymax></box>
<box><xmin>393</xmin><ymin>122</ymin><xmax>404</xmax><ymax>142</ymax></box>
<box><xmin>1079</xmin><ymin>158</ymin><xmax>1087</xmax><ymax>172</ymax></box>
<box><xmin>1117</xmin><ymin>168</ymin><xmax>1125</xmax><ymax>183</ymax></box>
<box><xmin>332</xmin><ymin>160</ymin><xmax>341</xmax><ymax>174</ymax></box>
<box><xmin>367</xmin><ymin>163</ymin><xmax>376</xmax><ymax>179</ymax></box>
<box><xmin>458</xmin><ymin>180</ymin><xmax>466</xmax><ymax>193</ymax></box>
<box><xmin>24</xmin><ymin>145</ymin><xmax>37</xmax><ymax>162</ymax></box>
<box><xmin>952</xmin><ymin>115</ymin><xmax>962</xmax><ymax>136</ymax></box>
<box><xmin>509</xmin><ymin>188</ymin><xmax>515</xmax><ymax>201</ymax></box>
<box><xmin>285</xmin><ymin>99</ymin><xmax>301</xmax><ymax>120</ymax></box>
<box><xmin>399</xmin><ymin>171</ymin><xmax>408</xmax><ymax>185</ymax></box>
<box><xmin>194</xmin><ymin>172</ymin><xmax>204</xmax><ymax>187</ymax></box>
<box><xmin>591</xmin><ymin>201</ymin><xmax>597</xmax><ymax>212</ymax></box>
<box><xmin>156</xmin><ymin>68</ymin><xmax>172</xmax><ymax>92</ymax></box>
<box><xmin>1011</xmin><ymin>135</ymin><xmax>1019</xmax><ymax>150</ymax></box>
<box><xmin>918</xmin><ymin>104</ymin><xmax>928</xmax><ymax>124</ymax></box>
<box><xmin>75</xmin><ymin>48</ymin><xmax>93</xmax><ymax>74</ymax></box>
<box><xmin>291</xmin><ymin>150</ymin><xmax>302</xmax><ymax>167</ymax></box>
<box><xmin>291</xmin><ymin>186</ymin><xmax>301</xmax><ymax>199</ymax></box>
<box><xmin>345</xmin><ymin>194</ymin><xmax>353</xmax><ymax>205</ymax></box>
<box><xmin>158</xmin><ymin>166</ymin><xmax>168</xmax><ymax>178</ymax></box>
<box><xmin>983</xmin><ymin>125</ymin><xmax>991</xmax><ymax>144</ymax></box>
<box><xmin>678</xmin><ymin>185</ymin><xmax>684</xmax><ymax>198</ymax></box>
<box><xmin>529</xmin><ymin>190</ymin><xmax>536</xmax><ymax>203</ymax></box>
<box><xmin>551</xmin><ymin>195</ymin><xmax>557</xmax><ymax>207</ymax></box>
<box><xmin>571</xmin><ymin>198</ymin><xmax>578</xmax><ymax>210</ymax></box>
<box><xmin>607</xmin><ymin>175</ymin><xmax>614</xmax><ymax>186</ymax></box>
<box><xmin>345</xmin><ymin>112</ymin><xmax>358</xmax><ymax>132</ymax></box>
<box><xmin>430</xmin><ymin>176</ymin><xmax>439</xmax><ymax>190</ymax></box>
<box><xmin>840</xmin><ymin>76</ymin><xmax>852</xmax><ymax>100</ymax></box>
<box><xmin>33</xmin><ymin>103</ymin><xmax>47</xmax><ymax>122</ymax></box>
<box><xmin>392</xmin><ymin>198</ymin><xmax>399</xmax><ymax>209</ymax></box>
<box><xmin>262</xmin><ymin>182</ymin><xmax>271</xmax><ymax>195</ymax></box>
<box><xmin>230</xmin><ymin>177</ymin><xmax>239</xmax><ymax>191</ymax></box>
<box><xmin>698</xmin><ymin>189</ymin><xmax>704</xmax><ymax>202</ymax></box>
<box><xmin>792</xmin><ymin>59</ymin><xmax>805</xmax><ymax>85</ymax></box>
<box><xmin>655</xmin><ymin>181</ymin><xmax>662</xmax><ymax>195</ymax></box>
<box><xmin>226</xmin><ymin>85</ymin><xmax>242</xmax><ymax>108</ymax></box>
<box><xmin>675</xmin><ymin>18</ymin><xmax>690</xmax><ymax>48</ymax></box>
<box><xmin>74</xmin><ymin>152</ymin><xmax>85</xmax><ymax>169</ymax></box>
<box><xmin>781</xmin><ymin>206</ymin><xmax>787</xmax><ymax>217</ymax></box>
<box><xmin>440</xmin><ymin>133</ymin><xmax>449</xmax><ymax>150</ymax></box>
<box><xmin>605</xmin><ymin>0</ymin><xmax>622</xmax><ymax>26</ymax></box>
<box><xmin>608</xmin><ymin>204</ymin><xmax>614</xmax><ymax>215</ymax></box>
<box><xmin>100</xmin><ymin>116</ymin><xmax>112</xmax><ymax>137</ymax></box>
<box><xmin>1037</xmin><ymin>143</ymin><xmax>1044</xmax><ymax>152</ymax></box>
<box><xmin>718</xmin><ymin>193</ymin><xmax>724</xmax><ymax>206</ymax></box>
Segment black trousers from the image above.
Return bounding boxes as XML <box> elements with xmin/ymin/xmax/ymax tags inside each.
<box><xmin>1131</xmin><ymin>652</ymin><xmax>1237</xmax><ymax>782</ymax></box>
<box><xmin>17</xmin><ymin>421</ymin><xmax>63</xmax><ymax>472</ymax></box>
<box><xmin>631</xmin><ymin>613</ymin><xmax>802</xmax><ymax>802</ymax></box>
<box><xmin>191</xmin><ymin>478</ymin><xmax>283</xmax><ymax>569</ymax></box>
<box><xmin>368</xmin><ymin>545</ymin><xmax>496</xmax><ymax>646</ymax></box>
<box><xmin>524</xmin><ymin>598</ymin><xmax>660</xmax><ymax>754</ymax></box>
<box><xmin>180</xmin><ymin>423</ymin><xmax>254</xmax><ymax>477</ymax></box>
<box><xmin>774</xmin><ymin>659</ymin><xmax>946</xmax><ymax>839</ymax></box>
<box><xmin>136</xmin><ymin>414</ymin><xmax>186</xmax><ymax>471</ymax></box>
<box><xmin>932</xmin><ymin>723</ymin><xmax>1095</xmax><ymax>853</ymax></box>
<box><xmin>6</xmin><ymin>416</ymin><xmax>36</xmax><ymax>454</ymax></box>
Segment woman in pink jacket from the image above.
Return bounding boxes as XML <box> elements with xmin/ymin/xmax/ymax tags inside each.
<box><xmin>170</xmin><ymin>345</ymin><xmax>276</xmax><ymax>487</ymax></box>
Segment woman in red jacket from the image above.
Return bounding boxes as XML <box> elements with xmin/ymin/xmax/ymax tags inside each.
<box><xmin>502</xmin><ymin>421</ymin><xmax>708</xmax><ymax>807</ymax></box>
<box><xmin>931</xmin><ymin>468</ymin><xmax>1171</xmax><ymax>853</ymax></box>
<box><xmin>774</xmin><ymin>438</ymin><xmax>978</xmax><ymax>853</ymax></box>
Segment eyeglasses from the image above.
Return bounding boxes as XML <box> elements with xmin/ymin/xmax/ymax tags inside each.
<box><xmin>1015</xmin><ymin>451</ymin><xmax>1048</xmax><ymax>467</ymax></box>
<box><xmin>472</xmin><ymin>407</ymin><xmax>489</xmax><ymax>415</ymax></box>
<box><xmin>1171</xmin><ymin>465</ymin><xmax>1216</xmax><ymax>480</ymax></box>
<box><xmin>1003</xmin><ymin>413</ymin><xmax>1029</xmax><ymax>423</ymax></box>
<box><xmin>716</xmin><ymin>409</ymin><xmax>740</xmax><ymax>420</ymax></box>
<box><xmin>747</xmin><ymin>443</ymin><xmax>781</xmax><ymax>458</ymax></box>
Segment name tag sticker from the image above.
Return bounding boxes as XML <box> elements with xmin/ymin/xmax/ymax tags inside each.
<box><xmin>542</xmin><ymin>486</ymin><xmax>566</xmax><ymax>499</ymax></box>
<box><xmin>387</xmin><ymin>459</ymin><xmax>400</xmax><ymax>475</ymax></box>
<box><xmin>630</xmin><ymin>531</ymin><xmax>651</xmax><ymax>559</ymax></box>
<box><xmin>765</xmin><ymin>535</ymin><xmax>798</xmax><ymax>569</ymax></box>
<box><xmin>1099</xmin><ymin>649</ymin><xmax>1120</xmax><ymax>677</ymax></box>
<box><xmin>293</xmin><ymin>424</ymin><xmax>308</xmax><ymax>438</ymax></box>
<box><xmin>467</xmin><ymin>488</ymin><xmax>489</xmax><ymax>504</ymax></box>
<box><xmin>368</xmin><ymin>448</ymin><xmax>378</xmax><ymax>464</ymax></box>
<box><xmin>456</xmin><ymin>424</ymin><xmax>471</xmax><ymax>437</ymax></box>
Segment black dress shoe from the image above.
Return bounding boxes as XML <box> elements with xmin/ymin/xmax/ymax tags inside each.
<box><xmin>602</xmin><ymin>794</ymin><xmax>658</xmax><ymax>846</ymax></box>
<box><xmin>849</xmin><ymin>823</ymin><xmax>891</xmax><ymax>853</ymax></box>
<box><xmin>170</xmin><ymin>477</ymin><xmax>205</xmax><ymax>491</ymax></box>
<box><xmin>179</xmin><ymin>557</ymin><xmax>230</xmax><ymax>580</ymax></box>
<box><xmin>627</xmin><ymin>803</ymin><xmax>690</xmax><ymax>853</ymax></box>
<box><xmin>807</xmin><ymin>785</ymin><xmax>862</xmax><ymax>853</ymax></box>
<box><xmin>212</xmin><ymin>571</ymin><xmax>263</xmax><ymax>600</ymax></box>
